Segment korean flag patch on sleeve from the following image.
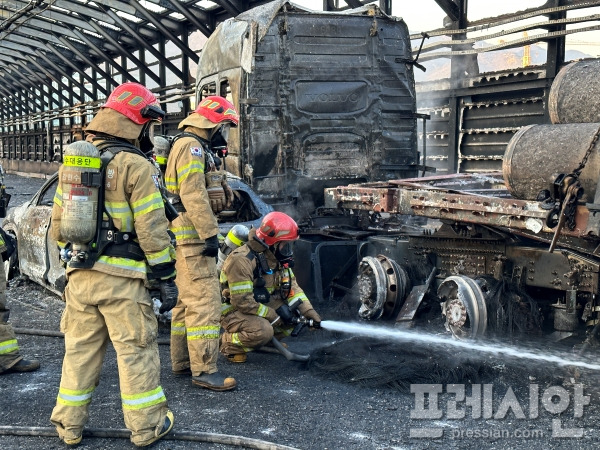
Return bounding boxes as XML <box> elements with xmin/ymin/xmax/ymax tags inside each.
<box><xmin>190</xmin><ymin>146</ymin><xmax>203</xmax><ymax>157</ymax></box>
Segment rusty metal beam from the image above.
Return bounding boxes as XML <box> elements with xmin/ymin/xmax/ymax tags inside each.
<box><xmin>324</xmin><ymin>182</ymin><xmax>594</xmax><ymax>241</ymax></box>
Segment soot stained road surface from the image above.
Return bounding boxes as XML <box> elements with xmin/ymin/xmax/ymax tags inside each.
<box><xmin>1</xmin><ymin>173</ymin><xmax>600</xmax><ymax>450</ymax></box>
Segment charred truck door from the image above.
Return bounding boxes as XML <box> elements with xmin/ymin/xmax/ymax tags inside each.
<box><xmin>196</xmin><ymin>2</ymin><xmax>419</xmax><ymax>213</ymax></box>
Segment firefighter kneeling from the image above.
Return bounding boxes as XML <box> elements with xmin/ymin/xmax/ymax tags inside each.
<box><xmin>219</xmin><ymin>212</ymin><xmax>322</xmax><ymax>363</ymax></box>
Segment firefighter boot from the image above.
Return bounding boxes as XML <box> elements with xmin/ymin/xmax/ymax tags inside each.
<box><xmin>192</xmin><ymin>372</ymin><xmax>237</xmax><ymax>391</ymax></box>
<box><xmin>63</xmin><ymin>434</ymin><xmax>82</xmax><ymax>446</ymax></box>
<box><xmin>1</xmin><ymin>357</ymin><xmax>40</xmax><ymax>374</ymax></box>
<box><xmin>135</xmin><ymin>410</ymin><xmax>174</xmax><ymax>447</ymax></box>
<box><xmin>226</xmin><ymin>353</ymin><xmax>247</xmax><ymax>363</ymax></box>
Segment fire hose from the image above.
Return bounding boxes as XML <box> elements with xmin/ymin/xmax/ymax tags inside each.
<box><xmin>14</xmin><ymin>328</ymin><xmax>312</xmax><ymax>359</ymax></box>
<box><xmin>0</xmin><ymin>426</ymin><xmax>299</xmax><ymax>450</ymax></box>
<box><xmin>9</xmin><ymin>328</ymin><xmax>306</xmax><ymax>449</ymax></box>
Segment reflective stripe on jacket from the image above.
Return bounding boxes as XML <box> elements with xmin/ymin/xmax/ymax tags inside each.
<box><xmin>51</xmin><ymin>148</ymin><xmax>175</xmax><ymax>280</ymax></box>
<box><xmin>220</xmin><ymin>240</ymin><xmax>314</xmax><ymax>322</ymax></box>
<box><xmin>164</xmin><ymin>130</ymin><xmax>218</xmax><ymax>245</ymax></box>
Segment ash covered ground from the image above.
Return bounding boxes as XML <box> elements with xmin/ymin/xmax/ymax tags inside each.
<box><xmin>2</xmin><ymin>173</ymin><xmax>600</xmax><ymax>450</ymax></box>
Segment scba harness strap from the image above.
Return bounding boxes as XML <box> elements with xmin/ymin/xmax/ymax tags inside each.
<box><xmin>67</xmin><ymin>140</ymin><xmax>146</xmax><ymax>269</ymax></box>
<box><xmin>246</xmin><ymin>250</ymin><xmax>273</xmax><ymax>304</ymax></box>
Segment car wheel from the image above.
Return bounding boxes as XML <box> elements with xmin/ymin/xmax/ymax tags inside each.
<box><xmin>3</xmin><ymin>229</ymin><xmax>18</xmax><ymax>281</ymax></box>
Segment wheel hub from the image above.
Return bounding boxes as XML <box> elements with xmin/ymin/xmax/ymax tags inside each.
<box><xmin>445</xmin><ymin>299</ymin><xmax>467</xmax><ymax>327</ymax></box>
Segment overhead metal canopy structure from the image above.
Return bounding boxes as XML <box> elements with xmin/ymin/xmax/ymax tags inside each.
<box><xmin>0</xmin><ymin>0</ymin><xmax>393</xmax><ymax>116</ymax></box>
<box><xmin>0</xmin><ymin>0</ymin><xmax>274</xmax><ymax>115</ymax></box>
<box><xmin>0</xmin><ymin>0</ymin><xmax>391</xmax><ymax>163</ymax></box>
<box><xmin>0</xmin><ymin>0</ymin><xmax>599</xmax><ymax>175</ymax></box>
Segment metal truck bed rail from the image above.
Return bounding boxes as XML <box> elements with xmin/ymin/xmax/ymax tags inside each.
<box><xmin>324</xmin><ymin>174</ymin><xmax>597</xmax><ymax>243</ymax></box>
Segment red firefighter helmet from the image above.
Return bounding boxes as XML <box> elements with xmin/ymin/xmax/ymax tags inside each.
<box><xmin>255</xmin><ymin>212</ymin><xmax>299</xmax><ymax>247</ymax></box>
<box><xmin>103</xmin><ymin>82</ymin><xmax>164</xmax><ymax>125</ymax></box>
<box><xmin>195</xmin><ymin>96</ymin><xmax>239</xmax><ymax>127</ymax></box>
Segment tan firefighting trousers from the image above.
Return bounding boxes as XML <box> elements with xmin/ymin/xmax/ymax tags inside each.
<box><xmin>220</xmin><ymin>309</ymin><xmax>274</xmax><ymax>355</ymax></box>
<box><xmin>0</xmin><ymin>265</ymin><xmax>24</xmax><ymax>372</ymax></box>
<box><xmin>170</xmin><ymin>244</ymin><xmax>221</xmax><ymax>375</ymax></box>
<box><xmin>50</xmin><ymin>270</ymin><xmax>170</xmax><ymax>446</ymax></box>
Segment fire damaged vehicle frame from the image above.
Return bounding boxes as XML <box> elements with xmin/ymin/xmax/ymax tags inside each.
<box><xmin>3</xmin><ymin>172</ymin><xmax>272</xmax><ymax>296</ymax></box>
<box><xmin>293</xmin><ymin>172</ymin><xmax>600</xmax><ymax>350</ymax></box>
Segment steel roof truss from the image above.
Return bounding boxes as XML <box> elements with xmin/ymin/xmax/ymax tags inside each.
<box><xmin>127</xmin><ymin>0</ymin><xmax>199</xmax><ymax>63</ymax></box>
<box><xmin>86</xmin><ymin>19</ymin><xmax>162</xmax><ymax>85</ymax></box>
<box><xmin>0</xmin><ymin>41</ymin><xmax>63</xmax><ymax>70</ymax></box>
<box><xmin>212</xmin><ymin>0</ymin><xmax>244</xmax><ymax>18</ymax></box>
<box><xmin>26</xmin><ymin>18</ymin><xmax>120</xmax><ymax>55</ymax></box>
<box><xmin>21</xmin><ymin>54</ymin><xmax>82</xmax><ymax>104</ymax></box>
<box><xmin>163</xmin><ymin>0</ymin><xmax>213</xmax><ymax>37</ymax></box>
<box><xmin>85</xmin><ymin>0</ymin><xmax>137</xmax><ymax>16</ymax></box>
<box><xmin>56</xmin><ymin>35</ymin><xmax>116</xmax><ymax>87</ymax></box>
<box><xmin>1</xmin><ymin>66</ymin><xmax>52</xmax><ymax>108</ymax></box>
<box><xmin>40</xmin><ymin>41</ymin><xmax>108</xmax><ymax>97</ymax></box>
<box><xmin>70</xmin><ymin>27</ymin><xmax>138</xmax><ymax>87</ymax></box>
<box><xmin>101</xmin><ymin>6</ymin><xmax>186</xmax><ymax>81</ymax></box>
<box><xmin>32</xmin><ymin>49</ymin><xmax>95</xmax><ymax>100</ymax></box>
<box><xmin>433</xmin><ymin>0</ymin><xmax>460</xmax><ymax>22</ymax></box>
<box><xmin>0</xmin><ymin>78</ymin><xmax>25</xmax><ymax>115</ymax></box>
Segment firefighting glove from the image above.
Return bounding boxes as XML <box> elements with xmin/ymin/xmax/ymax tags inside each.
<box><xmin>275</xmin><ymin>304</ymin><xmax>295</xmax><ymax>325</ymax></box>
<box><xmin>303</xmin><ymin>308</ymin><xmax>322</xmax><ymax>328</ymax></box>
<box><xmin>201</xmin><ymin>234</ymin><xmax>219</xmax><ymax>257</ymax></box>
<box><xmin>206</xmin><ymin>170</ymin><xmax>227</xmax><ymax>213</ymax></box>
<box><xmin>158</xmin><ymin>279</ymin><xmax>179</xmax><ymax>314</ymax></box>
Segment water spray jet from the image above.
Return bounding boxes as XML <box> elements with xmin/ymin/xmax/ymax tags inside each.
<box><xmin>319</xmin><ymin>320</ymin><xmax>600</xmax><ymax>371</ymax></box>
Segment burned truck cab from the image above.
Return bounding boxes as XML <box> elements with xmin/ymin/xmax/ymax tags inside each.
<box><xmin>195</xmin><ymin>0</ymin><xmax>421</xmax><ymax>212</ymax></box>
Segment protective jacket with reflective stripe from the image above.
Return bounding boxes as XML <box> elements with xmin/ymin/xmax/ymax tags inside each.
<box><xmin>51</xmin><ymin>145</ymin><xmax>175</xmax><ymax>280</ymax></box>
<box><xmin>220</xmin><ymin>230</ymin><xmax>315</xmax><ymax>321</ymax></box>
<box><xmin>164</xmin><ymin>127</ymin><xmax>218</xmax><ymax>245</ymax></box>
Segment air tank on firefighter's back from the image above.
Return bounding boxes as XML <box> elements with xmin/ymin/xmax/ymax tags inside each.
<box><xmin>502</xmin><ymin>123</ymin><xmax>600</xmax><ymax>202</ymax></box>
<box><xmin>59</xmin><ymin>141</ymin><xmax>101</xmax><ymax>245</ymax></box>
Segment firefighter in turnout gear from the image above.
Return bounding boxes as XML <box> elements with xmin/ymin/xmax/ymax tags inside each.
<box><xmin>50</xmin><ymin>82</ymin><xmax>176</xmax><ymax>447</ymax></box>
<box><xmin>220</xmin><ymin>212</ymin><xmax>322</xmax><ymax>363</ymax></box>
<box><xmin>0</xmin><ymin>228</ymin><xmax>41</xmax><ymax>375</ymax></box>
<box><xmin>164</xmin><ymin>96</ymin><xmax>237</xmax><ymax>390</ymax></box>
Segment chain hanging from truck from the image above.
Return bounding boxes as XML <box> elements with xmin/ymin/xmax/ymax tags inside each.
<box><xmin>541</xmin><ymin>125</ymin><xmax>600</xmax><ymax>252</ymax></box>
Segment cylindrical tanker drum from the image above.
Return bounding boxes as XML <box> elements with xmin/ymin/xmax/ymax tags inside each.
<box><xmin>503</xmin><ymin>123</ymin><xmax>600</xmax><ymax>202</ymax></box>
<box><xmin>549</xmin><ymin>59</ymin><xmax>600</xmax><ymax>124</ymax></box>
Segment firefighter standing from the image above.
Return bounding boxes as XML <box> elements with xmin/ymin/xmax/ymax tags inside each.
<box><xmin>220</xmin><ymin>212</ymin><xmax>322</xmax><ymax>362</ymax></box>
<box><xmin>50</xmin><ymin>83</ymin><xmax>178</xmax><ymax>447</ymax></box>
<box><xmin>164</xmin><ymin>96</ymin><xmax>236</xmax><ymax>391</ymax></box>
<box><xmin>0</xmin><ymin>228</ymin><xmax>40</xmax><ymax>375</ymax></box>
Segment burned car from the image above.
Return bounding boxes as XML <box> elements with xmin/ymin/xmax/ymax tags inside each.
<box><xmin>2</xmin><ymin>172</ymin><xmax>272</xmax><ymax>296</ymax></box>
